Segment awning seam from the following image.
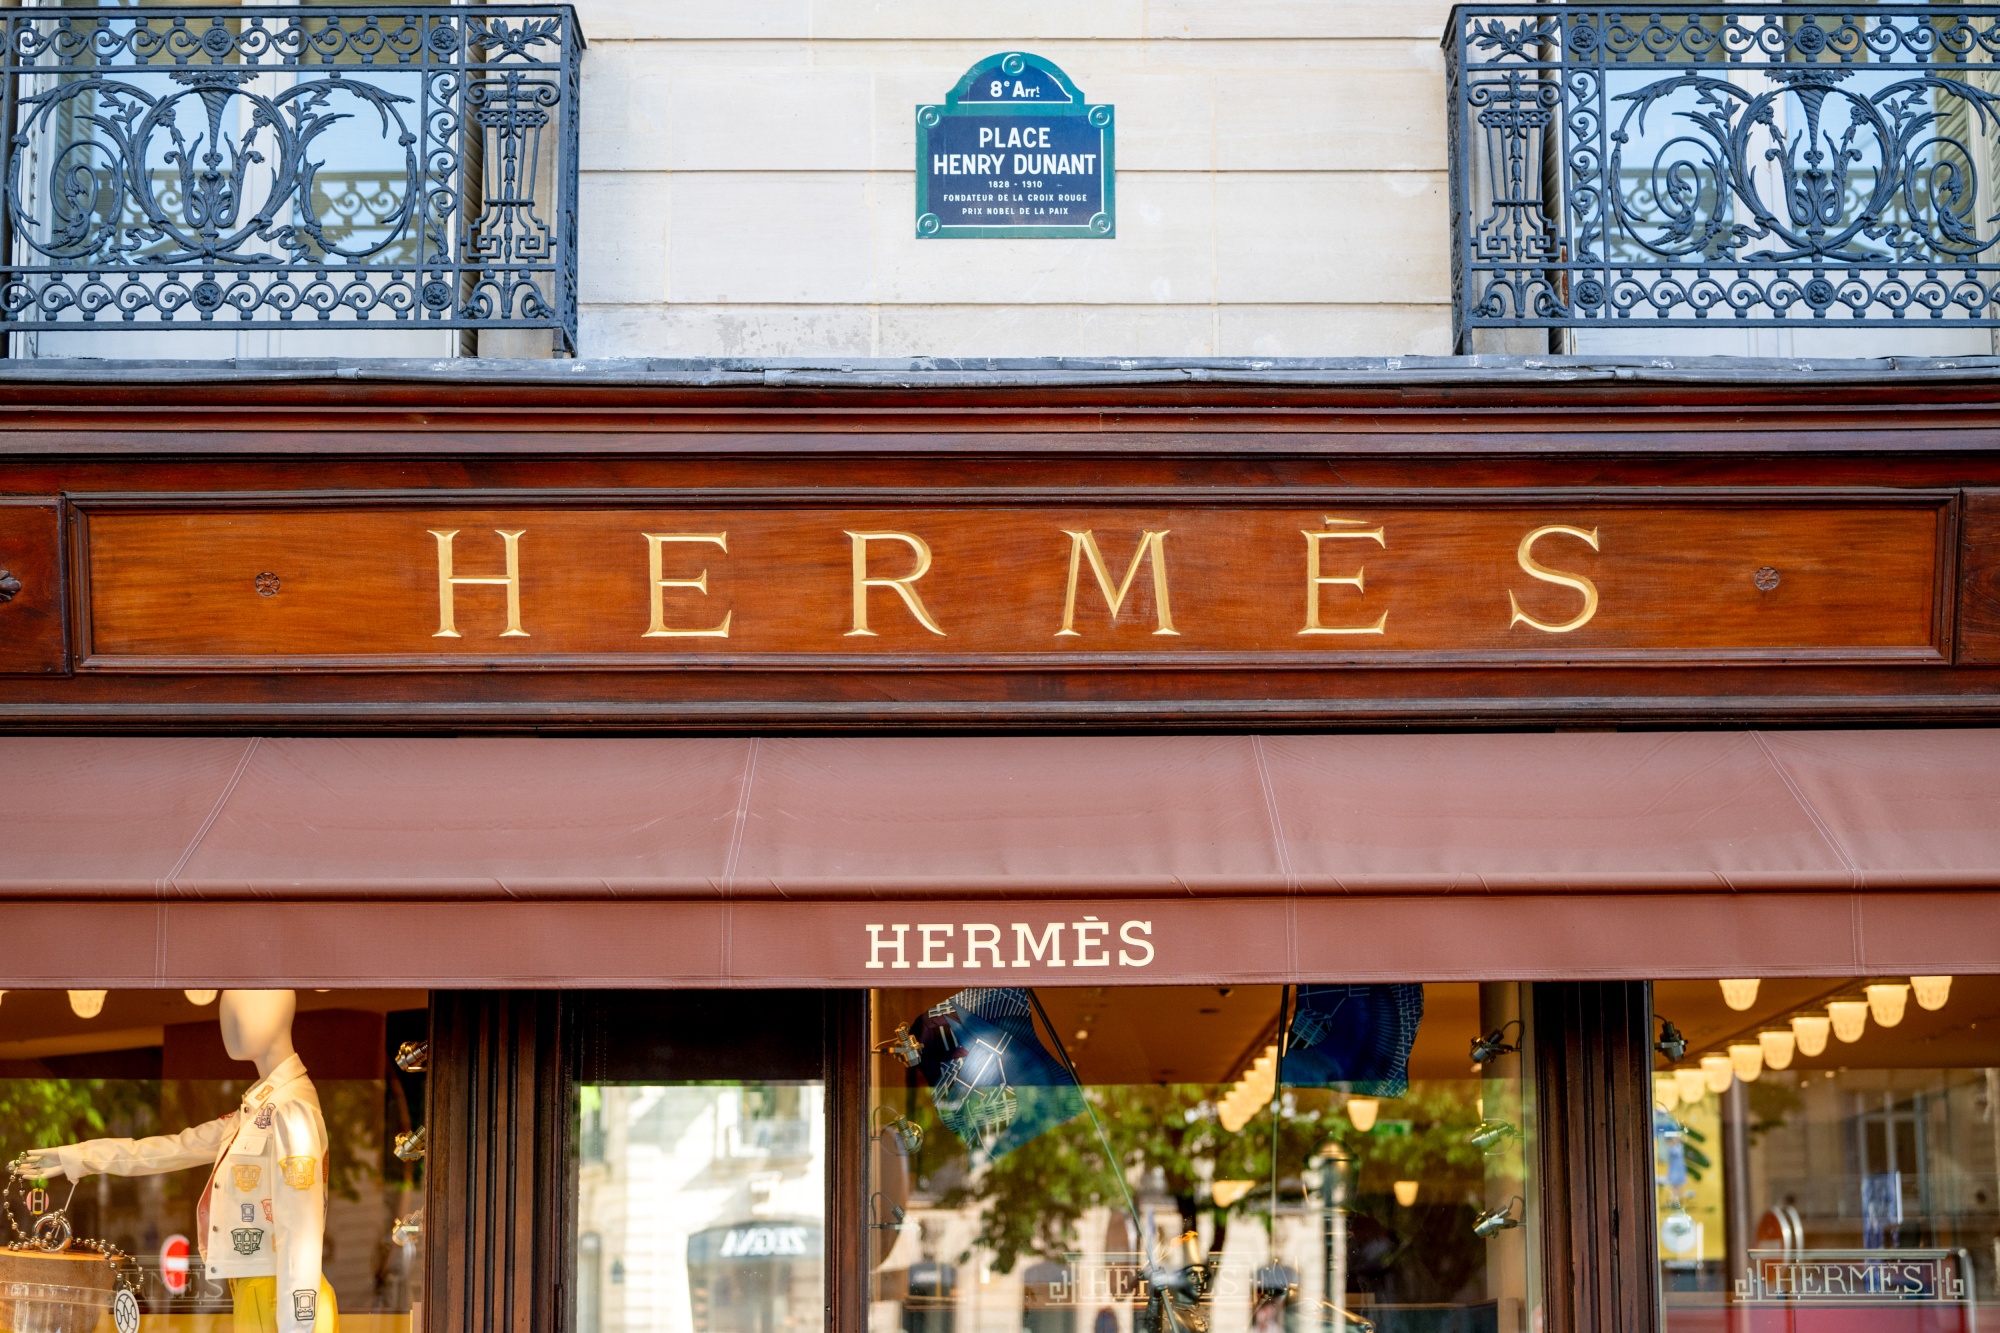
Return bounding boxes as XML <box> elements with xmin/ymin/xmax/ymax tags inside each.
<box><xmin>722</xmin><ymin>738</ymin><xmax>760</xmax><ymax>893</ymax></box>
<box><xmin>720</xmin><ymin>738</ymin><xmax>761</xmax><ymax>980</ymax></box>
<box><xmin>1249</xmin><ymin>735</ymin><xmax>1299</xmax><ymax>892</ymax></box>
<box><xmin>1752</xmin><ymin>731</ymin><xmax>1863</xmax><ymax>889</ymax></box>
<box><xmin>156</xmin><ymin>736</ymin><xmax>260</xmax><ymax>899</ymax></box>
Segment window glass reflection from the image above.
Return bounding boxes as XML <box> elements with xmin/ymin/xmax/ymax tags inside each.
<box><xmin>577</xmin><ymin>1084</ymin><xmax>826</xmax><ymax>1333</ymax></box>
<box><xmin>571</xmin><ymin>991</ymin><xmax>830</xmax><ymax>1333</ymax></box>
<box><xmin>869</xmin><ymin>984</ymin><xmax>1540</xmax><ymax>1333</ymax></box>
<box><xmin>1654</xmin><ymin>976</ymin><xmax>1999</xmax><ymax>1333</ymax></box>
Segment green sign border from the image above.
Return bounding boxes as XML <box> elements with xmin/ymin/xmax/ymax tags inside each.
<box><xmin>915</xmin><ymin>52</ymin><xmax>1115</xmax><ymax>240</ymax></box>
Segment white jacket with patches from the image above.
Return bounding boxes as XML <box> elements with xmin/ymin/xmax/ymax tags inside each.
<box><xmin>52</xmin><ymin>1054</ymin><xmax>329</xmax><ymax>1333</ymax></box>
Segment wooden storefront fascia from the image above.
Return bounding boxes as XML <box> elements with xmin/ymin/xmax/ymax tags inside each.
<box><xmin>0</xmin><ymin>365</ymin><xmax>1998</xmax><ymax>727</ymax></box>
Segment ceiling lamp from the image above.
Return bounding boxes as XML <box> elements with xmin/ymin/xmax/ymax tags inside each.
<box><xmin>1347</xmin><ymin>1096</ymin><xmax>1381</xmax><ymax>1133</ymax></box>
<box><xmin>1393</xmin><ymin>1181</ymin><xmax>1419</xmax><ymax>1207</ymax></box>
<box><xmin>1654</xmin><ymin>1075</ymin><xmax>1681</xmax><ymax>1110</ymax></box>
<box><xmin>1728</xmin><ymin>1043</ymin><xmax>1763</xmax><ymax>1083</ymax></box>
<box><xmin>1865</xmin><ymin>983</ymin><xmax>1910</xmax><ymax>1029</ymax></box>
<box><xmin>184</xmin><ymin>990</ymin><xmax>218</xmax><ymax>1006</ymax></box>
<box><xmin>67</xmin><ymin>990</ymin><xmax>107</xmax><ymax>1019</ymax></box>
<box><xmin>1911</xmin><ymin>976</ymin><xmax>1952</xmax><ymax>1011</ymax></box>
<box><xmin>1674</xmin><ymin>1068</ymin><xmax>1708</xmax><ymax>1104</ymax></box>
<box><xmin>1719</xmin><ymin>979</ymin><xmax>1761</xmax><ymax>1011</ymax></box>
<box><xmin>1758</xmin><ymin>1029</ymin><xmax>1796</xmax><ymax>1071</ymax></box>
<box><xmin>1827</xmin><ymin>1000</ymin><xmax>1869</xmax><ymax>1044</ymax></box>
<box><xmin>1791</xmin><ymin>1013</ymin><xmax>1831</xmax><ymax>1058</ymax></box>
<box><xmin>1700</xmin><ymin>1054</ymin><xmax>1735</xmax><ymax>1094</ymax></box>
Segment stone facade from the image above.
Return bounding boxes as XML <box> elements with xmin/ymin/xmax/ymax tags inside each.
<box><xmin>571</xmin><ymin>0</ymin><xmax>1456</xmax><ymax>358</ymax></box>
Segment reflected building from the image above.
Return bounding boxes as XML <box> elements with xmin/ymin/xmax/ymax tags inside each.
<box><xmin>577</xmin><ymin>1084</ymin><xmax>827</xmax><ymax>1333</ymax></box>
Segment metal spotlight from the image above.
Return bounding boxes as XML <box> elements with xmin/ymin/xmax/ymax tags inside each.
<box><xmin>874</xmin><ymin>1027</ymin><xmax>924</xmax><ymax>1067</ymax></box>
<box><xmin>1655</xmin><ymin>1018</ymin><xmax>1688</xmax><ymax>1063</ymax></box>
<box><xmin>1469</xmin><ymin>1020</ymin><xmax>1522</xmax><ymax>1068</ymax></box>
<box><xmin>1472</xmin><ymin>1196</ymin><xmax>1524</xmax><ymax>1238</ymax></box>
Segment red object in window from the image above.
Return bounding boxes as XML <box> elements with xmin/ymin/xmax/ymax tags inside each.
<box><xmin>160</xmin><ymin>1235</ymin><xmax>189</xmax><ymax>1296</ymax></box>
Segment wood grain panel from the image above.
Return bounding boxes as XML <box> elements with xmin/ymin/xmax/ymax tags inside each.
<box><xmin>1959</xmin><ymin>490</ymin><xmax>2000</xmax><ymax>664</ymax></box>
<box><xmin>1535</xmin><ymin>982</ymin><xmax>1660</xmax><ymax>1333</ymax></box>
<box><xmin>78</xmin><ymin>496</ymin><xmax>1947</xmax><ymax>667</ymax></box>
<box><xmin>0</xmin><ymin>499</ymin><xmax>64</xmax><ymax>675</ymax></box>
<box><xmin>426</xmin><ymin>992</ymin><xmax>567</xmax><ymax>1333</ymax></box>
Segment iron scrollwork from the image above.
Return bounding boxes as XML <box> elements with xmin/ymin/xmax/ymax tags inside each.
<box><xmin>1449</xmin><ymin>5</ymin><xmax>2000</xmax><ymax>347</ymax></box>
<box><xmin>0</xmin><ymin>6</ymin><xmax>580</xmax><ymax>351</ymax></box>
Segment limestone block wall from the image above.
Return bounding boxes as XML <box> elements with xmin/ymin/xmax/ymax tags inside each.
<box><xmin>571</xmin><ymin>0</ymin><xmax>1456</xmax><ymax>358</ymax></box>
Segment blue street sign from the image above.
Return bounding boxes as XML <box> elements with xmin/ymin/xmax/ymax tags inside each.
<box><xmin>916</xmin><ymin>53</ymin><xmax>1114</xmax><ymax>239</ymax></box>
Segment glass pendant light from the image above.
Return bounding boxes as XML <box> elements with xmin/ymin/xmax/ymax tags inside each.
<box><xmin>1346</xmin><ymin>1096</ymin><xmax>1380</xmax><ymax>1132</ymax></box>
<box><xmin>1393</xmin><ymin>1181</ymin><xmax>1419</xmax><ymax>1207</ymax></box>
<box><xmin>67</xmin><ymin>990</ymin><xmax>107</xmax><ymax>1019</ymax></box>
<box><xmin>1217</xmin><ymin>1043</ymin><xmax>1279</xmax><ymax>1133</ymax></box>
<box><xmin>1791</xmin><ymin>1013</ymin><xmax>1831</xmax><ymax>1057</ymax></box>
<box><xmin>1674</xmin><ymin>1068</ymin><xmax>1708</xmax><ymax>1104</ymax></box>
<box><xmin>1911</xmin><ymin>976</ymin><xmax>1952</xmax><ymax>1011</ymax></box>
<box><xmin>1828</xmin><ymin>1000</ymin><xmax>1869</xmax><ymax>1043</ymax></box>
<box><xmin>1865</xmin><ymin>983</ymin><xmax>1910</xmax><ymax>1028</ymax></box>
<box><xmin>1701</xmin><ymin>1054</ymin><xmax>1735</xmax><ymax>1093</ymax></box>
<box><xmin>1728</xmin><ymin>1043</ymin><xmax>1764</xmax><ymax>1082</ymax></box>
<box><xmin>1719</xmin><ymin>979</ymin><xmax>1761</xmax><ymax>1010</ymax></box>
<box><xmin>1211</xmin><ymin>1181</ymin><xmax>1255</xmax><ymax>1208</ymax></box>
<box><xmin>184</xmin><ymin>990</ymin><xmax>218</xmax><ymax>1006</ymax></box>
<box><xmin>1759</xmin><ymin>1029</ymin><xmax>1796</xmax><ymax>1071</ymax></box>
<box><xmin>1655</xmin><ymin>1075</ymin><xmax>1681</xmax><ymax>1110</ymax></box>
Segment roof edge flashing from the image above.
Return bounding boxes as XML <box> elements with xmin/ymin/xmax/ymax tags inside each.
<box><xmin>1</xmin><ymin>353</ymin><xmax>1998</xmax><ymax>389</ymax></box>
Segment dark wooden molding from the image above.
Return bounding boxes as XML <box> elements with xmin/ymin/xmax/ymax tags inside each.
<box><xmin>1534</xmin><ymin>982</ymin><xmax>1660</xmax><ymax>1333</ymax></box>
<box><xmin>1958</xmin><ymin>491</ymin><xmax>2000</xmax><ymax>664</ymax></box>
<box><xmin>0</xmin><ymin>378</ymin><xmax>1991</xmax><ymax>725</ymax></box>
<box><xmin>13</xmin><ymin>362</ymin><xmax>2000</xmax><ymax>432</ymax></box>
<box><xmin>827</xmin><ymin>991</ymin><xmax>868</xmax><ymax>1333</ymax></box>
<box><xmin>0</xmin><ymin>499</ymin><xmax>66</xmax><ymax>676</ymax></box>
<box><xmin>426</xmin><ymin>992</ymin><xmax>570</xmax><ymax>1333</ymax></box>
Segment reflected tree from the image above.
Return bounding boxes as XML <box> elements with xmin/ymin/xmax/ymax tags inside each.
<box><xmin>907</xmin><ymin>1083</ymin><xmax>1487</xmax><ymax>1278</ymax></box>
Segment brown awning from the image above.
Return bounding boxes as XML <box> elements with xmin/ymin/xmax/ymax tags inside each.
<box><xmin>3</xmin><ymin>731</ymin><xmax>1998</xmax><ymax>986</ymax></box>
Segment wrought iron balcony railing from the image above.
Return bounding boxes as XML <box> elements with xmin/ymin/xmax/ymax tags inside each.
<box><xmin>0</xmin><ymin>5</ymin><xmax>581</xmax><ymax>351</ymax></box>
<box><xmin>1447</xmin><ymin>5</ymin><xmax>2000</xmax><ymax>350</ymax></box>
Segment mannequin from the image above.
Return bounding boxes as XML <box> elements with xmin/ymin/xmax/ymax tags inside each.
<box><xmin>14</xmin><ymin>991</ymin><xmax>334</xmax><ymax>1333</ymax></box>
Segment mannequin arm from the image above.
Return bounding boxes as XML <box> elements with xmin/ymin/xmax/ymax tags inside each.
<box><xmin>17</xmin><ymin>1113</ymin><xmax>237</xmax><ymax>1182</ymax></box>
<box><xmin>271</xmin><ymin>1101</ymin><xmax>329</xmax><ymax>1333</ymax></box>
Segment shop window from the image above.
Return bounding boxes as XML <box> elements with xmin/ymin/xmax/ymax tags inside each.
<box><xmin>868</xmin><ymin>984</ymin><xmax>1541</xmax><ymax>1333</ymax></box>
<box><xmin>571</xmin><ymin>992</ymin><xmax>830</xmax><ymax>1333</ymax></box>
<box><xmin>1652</xmin><ymin>976</ymin><xmax>1998</xmax><ymax>1332</ymax></box>
<box><xmin>0</xmin><ymin>989</ymin><xmax>427</xmax><ymax>1333</ymax></box>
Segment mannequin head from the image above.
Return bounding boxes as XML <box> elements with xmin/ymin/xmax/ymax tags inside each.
<box><xmin>219</xmin><ymin>990</ymin><xmax>298</xmax><ymax>1076</ymax></box>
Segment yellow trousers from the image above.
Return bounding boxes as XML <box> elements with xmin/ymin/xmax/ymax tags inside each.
<box><xmin>229</xmin><ymin>1278</ymin><xmax>339</xmax><ymax>1333</ymax></box>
